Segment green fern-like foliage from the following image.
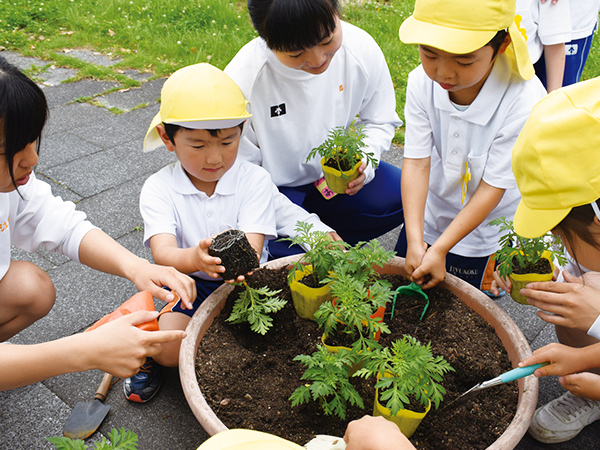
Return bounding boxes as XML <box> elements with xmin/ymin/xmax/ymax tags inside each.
<box><xmin>355</xmin><ymin>335</ymin><xmax>454</xmax><ymax>415</ymax></box>
<box><xmin>290</xmin><ymin>345</ymin><xmax>364</xmax><ymax>419</ymax></box>
<box><xmin>47</xmin><ymin>428</ymin><xmax>138</xmax><ymax>450</ymax></box>
<box><xmin>489</xmin><ymin>216</ymin><xmax>566</xmax><ymax>278</ymax></box>
<box><xmin>226</xmin><ymin>281</ymin><xmax>286</xmax><ymax>335</ymax></box>
<box><xmin>279</xmin><ymin>221</ymin><xmax>347</xmax><ymax>287</ymax></box>
<box><xmin>306</xmin><ymin>125</ymin><xmax>378</xmax><ymax>172</ymax></box>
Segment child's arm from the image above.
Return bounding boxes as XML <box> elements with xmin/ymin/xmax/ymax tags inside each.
<box><xmin>245</xmin><ymin>232</ymin><xmax>265</xmax><ymax>262</ymax></box>
<box><xmin>413</xmin><ymin>181</ymin><xmax>505</xmax><ymax>289</ymax></box>
<box><xmin>401</xmin><ymin>157</ymin><xmax>430</xmax><ymax>280</ymax></box>
<box><xmin>519</xmin><ymin>342</ymin><xmax>600</xmax><ymax>400</ymax></box>
<box><xmin>148</xmin><ymin>234</ymin><xmax>225</xmax><ymax>280</ymax></box>
<box><xmin>78</xmin><ymin>229</ymin><xmax>196</xmax><ymax>309</ymax></box>
<box><xmin>543</xmin><ymin>43</ymin><xmax>566</xmax><ymax>92</ymax></box>
<box><xmin>0</xmin><ymin>311</ymin><xmax>185</xmax><ymax>391</ymax></box>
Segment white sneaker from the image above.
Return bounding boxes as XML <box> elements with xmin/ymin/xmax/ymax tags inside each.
<box><xmin>528</xmin><ymin>391</ymin><xmax>600</xmax><ymax>443</ymax></box>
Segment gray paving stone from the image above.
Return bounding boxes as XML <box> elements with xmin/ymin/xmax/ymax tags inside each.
<box><xmin>37</xmin><ymin>66</ymin><xmax>78</xmax><ymax>86</ymax></box>
<box><xmin>96</xmin><ymin>78</ymin><xmax>165</xmax><ymax>112</ymax></box>
<box><xmin>56</xmin><ymin>49</ymin><xmax>122</xmax><ymax>67</ymax></box>
<box><xmin>42</xmin><ymin>79</ymin><xmax>121</xmax><ymax>108</ymax></box>
<box><xmin>38</xmin><ymin>130</ymin><xmax>105</xmax><ymax>171</ymax></box>
<box><xmin>0</xmin><ymin>50</ymin><xmax>49</xmax><ymax>69</ymax></box>
<box><xmin>45</xmin><ymin>102</ymin><xmax>115</xmax><ymax>134</ymax></box>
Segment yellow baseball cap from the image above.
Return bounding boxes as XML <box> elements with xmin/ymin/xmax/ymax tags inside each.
<box><xmin>144</xmin><ymin>63</ymin><xmax>251</xmax><ymax>152</ymax></box>
<box><xmin>512</xmin><ymin>77</ymin><xmax>600</xmax><ymax>238</ymax></box>
<box><xmin>196</xmin><ymin>430</ymin><xmax>304</xmax><ymax>450</ymax></box>
<box><xmin>399</xmin><ymin>0</ymin><xmax>534</xmax><ymax>80</ymax></box>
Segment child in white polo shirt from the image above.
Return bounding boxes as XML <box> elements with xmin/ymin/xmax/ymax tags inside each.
<box><xmin>125</xmin><ymin>63</ymin><xmax>278</xmax><ymax>403</ymax></box>
<box><xmin>396</xmin><ymin>0</ymin><xmax>547</xmax><ymax>294</ymax></box>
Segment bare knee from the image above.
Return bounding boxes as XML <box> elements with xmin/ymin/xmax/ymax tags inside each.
<box><xmin>0</xmin><ymin>261</ymin><xmax>55</xmax><ymax>323</ymax></box>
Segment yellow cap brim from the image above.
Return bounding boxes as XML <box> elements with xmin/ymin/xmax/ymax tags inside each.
<box><xmin>196</xmin><ymin>430</ymin><xmax>304</xmax><ymax>450</ymax></box>
<box><xmin>513</xmin><ymin>200</ymin><xmax>571</xmax><ymax>238</ymax></box>
<box><xmin>399</xmin><ymin>16</ymin><xmax>496</xmax><ymax>54</ymax></box>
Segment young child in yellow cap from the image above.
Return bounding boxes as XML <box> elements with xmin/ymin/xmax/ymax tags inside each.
<box><xmin>395</xmin><ymin>0</ymin><xmax>547</xmax><ymax>294</ymax></box>
<box><xmin>123</xmin><ymin>63</ymin><xmax>279</xmax><ymax>403</ymax></box>
<box><xmin>491</xmin><ymin>77</ymin><xmax>600</xmax><ymax>443</ymax></box>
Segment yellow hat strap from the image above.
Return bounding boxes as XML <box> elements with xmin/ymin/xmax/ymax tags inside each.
<box><xmin>461</xmin><ymin>161</ymin><xmax>471</xmax><ymax>204</ymax></box>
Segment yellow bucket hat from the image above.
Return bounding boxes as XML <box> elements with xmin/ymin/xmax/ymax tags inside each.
<box><xmin>512</xmin><ymin>77</ymin><xmax>600</xmax><ymax>238</ymax></box>
<box><xmin>196</xmin><ymin>430</ymin><xmax>304</xmax><ymax>450</ymax></box>
<box><xmin>399</xmin><ymin>0</ymin><xmax>534</xmax><ymax>80</ymax></box>
<box><xmin>144</xmin><ymin>63</ymin><xmax>251</xmax><ymax>152</ymax></box>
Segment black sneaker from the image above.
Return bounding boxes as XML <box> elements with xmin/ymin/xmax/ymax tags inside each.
<box><xmin>123</xmin><ymin>357</ymin><xmax>162</xmax><ymax>403</ymax></box>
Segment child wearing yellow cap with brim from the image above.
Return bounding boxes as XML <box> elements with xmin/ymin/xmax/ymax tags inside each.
<box><xmin>395</xmin><ymin>0</ymin><xmax>546</xmax><ymax>296</ymax></box>
<box><xmin>492</xmin><ymin>77</ymin><xmax>600</xmax><ymax>443</ymax></box>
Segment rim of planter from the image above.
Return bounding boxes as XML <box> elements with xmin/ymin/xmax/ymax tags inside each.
<box><xmin>179</xmin><ymin>255</ymin><xmax>537</xmax><ymax>449</ymax></box>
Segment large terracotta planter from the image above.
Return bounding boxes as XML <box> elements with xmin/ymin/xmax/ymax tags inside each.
<box><xmin>180</xmin><ymin>255</ymin><xmax>538</xmax><ymax>448</ymax></box>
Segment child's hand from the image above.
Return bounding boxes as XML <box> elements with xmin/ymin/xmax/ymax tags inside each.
<box><xmin>519</xmin><ymin>343</ymin><xmax>588</xmax><ymax>377</ymax></box>
<box><xmin>491</xmin><ymin>267</ymin><xmax>512</xmax><ymax>297</ymax></box>
<box><xmin>560</xmin><ymin>372</ymin><xmax>600</xmax><ymax>401</ymax></box>
<box><xmin>411</xmin><ymin>246</ymin><xmax>446</xmax><ymax>289</ymax></box>
<box><xmin>195</xmin><ymin>238</ymin><xmax>226</xmax><ymax>279</ymax></box>
<box><xmin>344</xmin><ymin>415</ymin><xmax>415</xmax><ymax>450</ymax></box>
<box><xmin>346</xmin><ymin>162</ymin><xmax>367</xmax><ymax>195</ymax></box>
<box><xmin>521</xmin><ymin>270</ymin><xmax>600</xmax><ymax>332</ymax></box>
<box><xmin>405</xmin><ymin>241</ymin><xmax>427</xmax><ymax>279</ymax></box>
<box><xmin>86</xmin><ymin>311</ymin><xmax>186</xmax><ymax>378</ymax></box>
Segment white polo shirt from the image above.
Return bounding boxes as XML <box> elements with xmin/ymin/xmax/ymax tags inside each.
<box><xmin>0</xmin><ymin>174</ymin><xmax>96</xmax><ymax>280</ymax></box>
<box><xmin>404</xmin><ymin>55</ymin><xmax>547</xmax><ymax>257</ymax></box>
<box><xmin>516</xmin><ymin>0</ymin><xmax>572</xmax><ymax>64</ymax></box>
<box><xmin>140</xmin><ymin>159</ymin><xmax>277</xmax><ymax>280</ymax></box>
<box><xmin>570</xmin><ymin>0</ymin><xmax>600</xmax><ymax>40</ymax></box>
<box><xmin>225</xmin><ymin>21</ymin><xmax>402</xmax><ymax>187</ymax></box>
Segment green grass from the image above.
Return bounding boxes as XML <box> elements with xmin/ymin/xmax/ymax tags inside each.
<box><xmin>1</xmin><ymin>0</ymin><xmax>599</xmax><ymax>142</ymax></box>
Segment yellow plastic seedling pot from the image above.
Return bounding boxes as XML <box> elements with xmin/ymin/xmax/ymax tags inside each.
<box><xmin>289</xmin><ymin>265</ymin><xmax>332</xmax><ymax>320</ymax></box>
<box><xmin>321</xmin><ymin>157</ymin><xmax>361</xmax><ymax>194</ymax></box>
<box><xmin>373</xmin><ymin>373</ymin><xmax>431</xmax><ymax>438</ymax></box>
<box><xmin>509</xmin><ymin>251</ymin><xmax>555</xmax><ymax>305</ymax></box>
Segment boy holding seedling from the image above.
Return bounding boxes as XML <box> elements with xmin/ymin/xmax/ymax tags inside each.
<box><xmin>396</xmin><ymin>0</ymin><xmax>546</xmax><ymax>294</ymax></box>
<box><xmin>225</xmin><ymin>0</ymin><xmax>403</xmax><ymax>256</ymax></box>
<box><xmin>126</xmin><ymin>63</ymin><xmax>322</xmax><ymax>403</ymax></box>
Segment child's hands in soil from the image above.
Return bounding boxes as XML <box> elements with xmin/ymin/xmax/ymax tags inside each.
<box><xmin>411</xmin><ymin>245</ymin><xmax>446</xmax><ymax>289</ymax></box>
<box><xmin>196</xmin><ymin>238</ymin><xmax>227</xmax><ymax>279</ymax></box>
<box><xmin>521</xmin><ymin>270</ymin><xmax>600</xmax><ymax>331</ymax></box>
<box><xmin>345</xmin><ymin>161</ymin><xmax>367</xmax><ymax>195</ymax></box>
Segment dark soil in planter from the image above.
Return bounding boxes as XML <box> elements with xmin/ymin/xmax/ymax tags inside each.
<box><xmin>195</xmin><ymin>268</ymin><xmax>519</xmax><ymax>450</ymax></box>
<box><xmin>208</xmin><ymin>229</ymin><xmax>258</xmax><ymax>280</ymax></box>
<box><xmin>324</xmin><ymin>156</ymin><xmax>359</xmax><ymax>172</ymax></box>
<box><xmin>511</xmin><ymin>256</ymin><xmax>552</xmax><ymax>275</ymax></box>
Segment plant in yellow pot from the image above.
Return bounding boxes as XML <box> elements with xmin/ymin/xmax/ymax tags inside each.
<box><xmin>490</xmin><ymin>217</ymin><xmax>567</xmax><ymax>305</ymax></box>
<box><xmin>306</xmin><ymin>125</ymin><xmax>378</xmax><ymax>194</ymax></box>
<box><xmin>355</xmin><ymin>335</ymin><xmax>454</xmax><ymax>438</ymax></box>
<box><xmin>281</xmin><ymin>222</ymin><xmax>346</xmax><ymax>320</ymax></box>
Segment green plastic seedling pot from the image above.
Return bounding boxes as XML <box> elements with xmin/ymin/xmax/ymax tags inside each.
<box><xmin>321</xmin><ymin>157</ymin><xmax>361</xmax><ymax>194</ymax></box>
<box><xmin>289</xmin><ymin>265</ymin><xmax>332</xmax><ymax>320</ymax></box>
<box><xmin>373</xmin><ymin>373</ymin><xmax>431</xmax><ymax>438</ymax></box>
<box><xmin>509</xmin><ymin>251</ymin><xmax>554</xmax><ymax>305</ymax></box>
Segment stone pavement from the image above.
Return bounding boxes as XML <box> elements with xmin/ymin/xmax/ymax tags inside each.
<box><xmin>0</xmin><ymin>50</ymin><xmax>597</xmax><ymax>450</ymax></box>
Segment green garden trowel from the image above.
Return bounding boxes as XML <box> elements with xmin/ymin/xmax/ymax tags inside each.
<box><xmin>391</xmin><ymin>281</ymin><xmax>429</xmax><ymax>319</ymax></box>
<box><xmin>443</xmin><ymin>362</ymin><xmax>549</xmax><ymax>411</ymax></box>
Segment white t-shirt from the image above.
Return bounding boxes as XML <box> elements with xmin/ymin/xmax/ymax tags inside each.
<box><xmin>225</xmin><ymin>21</ymin><xmax>402</xmax><ymax>187</ymax></box>
<box><xmin>570</xmin><ymin>0</ymin><xmax>600</xmax><ymax>40</ymax></box>
<box><xmin>516</xmin><ymin>0</ymin><xmax>572</xmax><ymax>64</ymax></box>
<box><xmin>140</xmin><ymin>159</ymin><xmax>277</xmax><ymax>280</ymax></box>
<box><xmin>0</xmin><ymin>174</ymin><xmax>96</xmax><ymax>280</ymax></box>
<box><xmin>403</xmin><ymin>55</ymin><xmax>547</xmax><ymax>257</ymax></box>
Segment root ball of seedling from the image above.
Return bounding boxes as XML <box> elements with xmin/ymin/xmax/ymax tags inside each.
<box><xmin>209</xmin><ymin>229</ymin><xmax>259</xmax><ymax>281</ymax></box>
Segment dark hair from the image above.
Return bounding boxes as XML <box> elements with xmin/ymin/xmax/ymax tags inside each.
<box><xmin>162</xmin><ymin>122</ymin><xmax>245</xmax><ymax>144</ymax></box>
<box><xmin>247</xmin><ymin>0</ymin><xmax>339</xmax><ymax>52</ymax></box>
<box><xmin>553</xmin><ymin>199</ymin><xmax>600</xmax><ymax>275</ymax></box>
<box><xmin>486</xmin><ymin>29</ymin><xmax>509</xmax><ymax>59</ymax></box>
<box><xmin>0</xmin><ymin>56</ymin><xmax>48</xmax><ymax>190</ymax></box>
